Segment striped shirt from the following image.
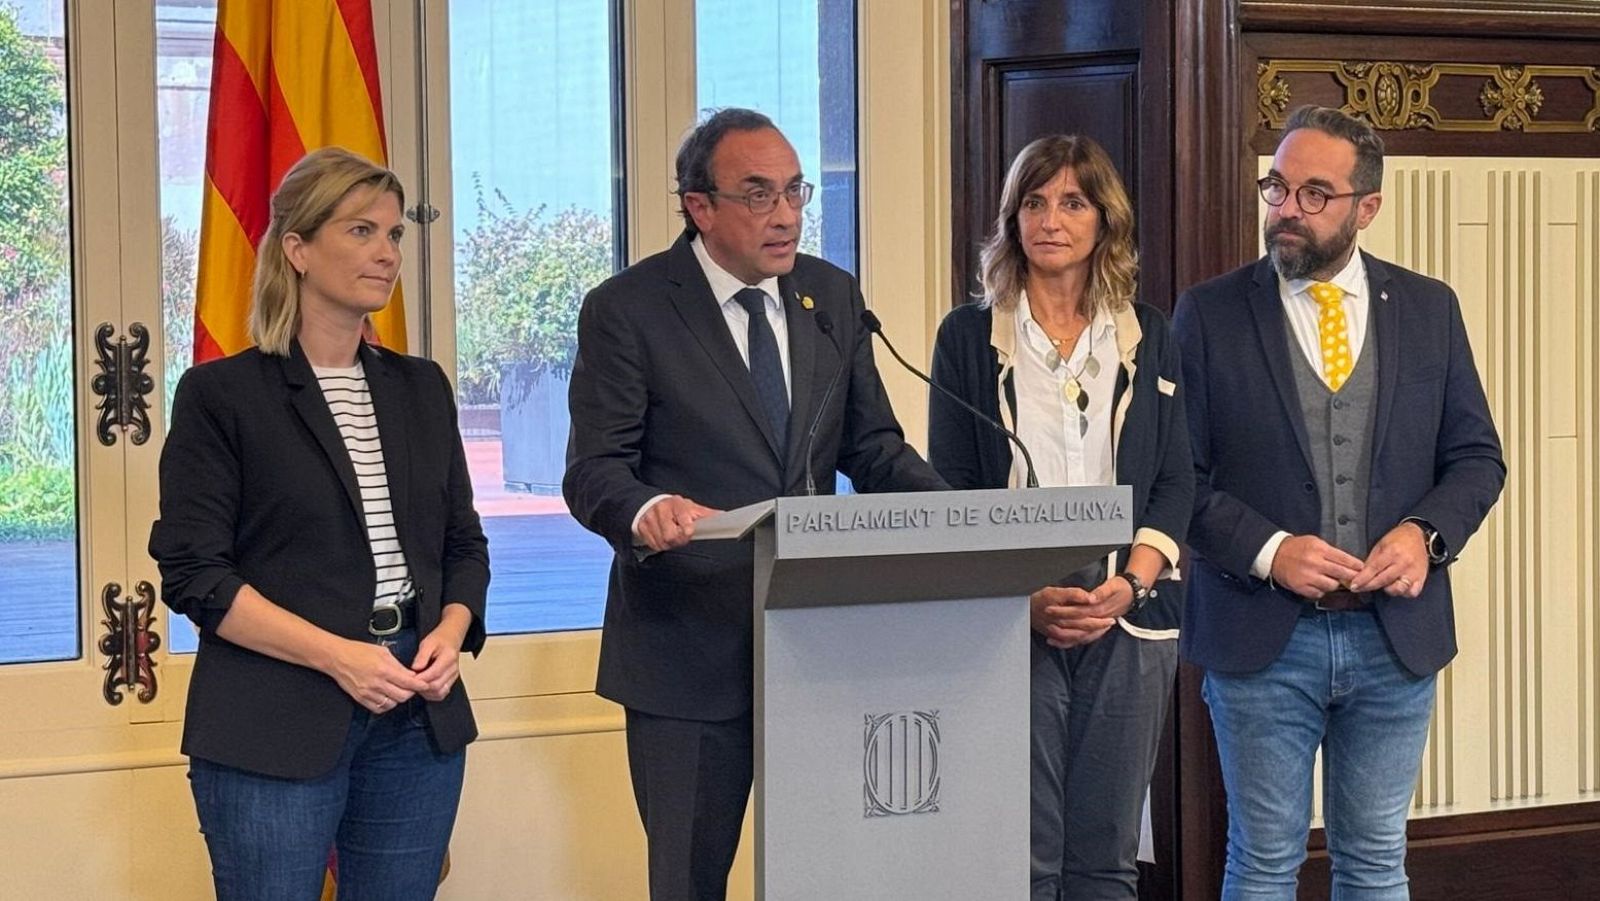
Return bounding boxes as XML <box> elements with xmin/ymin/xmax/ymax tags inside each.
<box><xmin>313</xmin><ymin>362</ymin><xmax>412</xmax><ymax>609</ymax></box>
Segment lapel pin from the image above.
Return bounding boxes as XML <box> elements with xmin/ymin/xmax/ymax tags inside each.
<box><xmin>801</xmin><ymin>295</ymin><xmax>815</xmax><ymax>310</ymax></box>
<box><xmin>1380</xmin><ymin>291</ymin><xmax>1389</xmax><ymax>302</ymax></box>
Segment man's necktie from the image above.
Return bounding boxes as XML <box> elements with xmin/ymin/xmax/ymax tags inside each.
<box><xmin>734</xmin><ymin>287</ymin><xmax>789</xmax><ymax>450</ymax></box>
<box><xmin>1310</xmin><ymin>281</ymin><xmax>1352</xmax><ymax>391</ymax></box>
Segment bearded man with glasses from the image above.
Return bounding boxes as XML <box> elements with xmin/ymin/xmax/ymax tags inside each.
<box><xmin>564</xmin><ymin>107</ymin><xmax>945</xmax><ymax>900</ymax></box>
<box><xmin>1172</xmin><ymin>105</ymin><xmax>1505</xmax><ymax>899</ymax></box>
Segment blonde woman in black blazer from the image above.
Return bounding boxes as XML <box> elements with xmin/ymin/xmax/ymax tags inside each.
<box><xmin>150</xmin><ymin>147</ymin><xmax>488</xmax><ymax>901</ymax></box>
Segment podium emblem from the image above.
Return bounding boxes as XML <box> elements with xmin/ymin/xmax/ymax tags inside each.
<box><xmin>863</xmin><ymin>710</ymin><xmax>941</xmax><ymax>817</ymax></box>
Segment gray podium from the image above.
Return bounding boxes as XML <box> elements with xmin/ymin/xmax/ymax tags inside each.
<box><xmin>704</xmin><ymin>486</ymin><xmax>1132</xmax><ymax>900</ymax></box>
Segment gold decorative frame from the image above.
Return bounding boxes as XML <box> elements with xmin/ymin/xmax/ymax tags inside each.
<box><xmin>1258</xmin><ymin>59</ymin><xmax>1600</xmax><ymax>133</ymax></box>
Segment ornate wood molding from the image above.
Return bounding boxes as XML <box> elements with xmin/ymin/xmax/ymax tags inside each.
<box><xmin>1242</xmin><ymin>1</ymin><xmax>1600</xmax><ymax>39</ymax></box>
<box><xmin>1258</xmin><ymin>59</ymin><xmax>1600</xmax><ymax>133</ymax></box>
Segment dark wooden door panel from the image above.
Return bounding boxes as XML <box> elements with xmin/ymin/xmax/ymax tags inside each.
<box><xmin>996</xmin><ymin>62</ymin><xmax>1138</xmax><ymax>185</ymax></box>
<box><xmin>954</xmin><ymin>0</ymin><xmax>1171</xmax><ymax>311</ymax></box>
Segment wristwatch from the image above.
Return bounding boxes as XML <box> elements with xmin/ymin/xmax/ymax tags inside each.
<box><xmin>1408</xmin><ymin>518</ymin><xmax>1448</xmax><ymax>565</ymax></box>
<box><xmin>1116</xmin><ymin>571</ymin><xmax>1153</xmax><ymax>613</ymax></box>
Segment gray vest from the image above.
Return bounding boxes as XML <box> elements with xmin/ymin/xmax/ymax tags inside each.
<box><xmin>1287</xmin><ymin>311</ymin><xmax>1379</xmax><ymax>556</ymax></box>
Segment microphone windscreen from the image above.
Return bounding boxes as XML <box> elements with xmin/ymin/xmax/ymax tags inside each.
<box><xmin>859</xmin><ymin>310</ymin><xmax>883</xmax><ymax>332</ymax></box>
<box><xmin>815</xmin><ymin>310</ymin><xmax>835</xmax><ymax>334</ymax></box>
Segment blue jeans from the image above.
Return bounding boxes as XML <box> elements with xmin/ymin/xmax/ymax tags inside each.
<box><xmin>1203</xmin><ymin>609</ymin><xmax>1436</xmax><ymax>901</ymax></box>
<box><xmin>188</xmin><ymin>628</ymin><xmax>466</xmax><ymax>901</ymax></box>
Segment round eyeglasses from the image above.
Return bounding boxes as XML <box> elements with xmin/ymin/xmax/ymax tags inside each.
<box><xmin>1257</xmin><ymin>176</ymin><xmax>1369</xmax><ymax>215</ymax></box>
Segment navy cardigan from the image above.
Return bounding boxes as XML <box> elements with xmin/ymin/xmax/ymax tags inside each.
<box><xmin>926</xmin><ymin>300</ymin><xmax>1194</xmax><ymax>631</ymax></box>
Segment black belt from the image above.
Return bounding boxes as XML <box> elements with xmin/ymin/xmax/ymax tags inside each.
<box><xmin>368</xmin><ymin>600</ymin><xmax>418</xmax><ymax>636</ymax></box>
<box><xmin>1304</xmin><ymin>589</ymin><xmax>1371</xmax><ymax>614</ymax></box>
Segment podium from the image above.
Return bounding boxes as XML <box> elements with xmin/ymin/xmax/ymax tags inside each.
<box><xmin>705</xmin><ymin>486</ymin><xmax>1132</xmax><ymax>900</ymax></box>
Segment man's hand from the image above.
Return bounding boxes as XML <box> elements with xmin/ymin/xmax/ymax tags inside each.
<box><xmin>634</xmin><ymin>495</ymin><xmax>720</xmax><ymax>552</ymax></box>
<box><xmin>1350</xmin><ymin>522</ymin><xmax>1429</xmax><ymax>597</ymax></box>
<box><xmin>1270</xmin><ymin>535</ymin><xmax>1364</xmax><ymax>599</ymax></box>
<box><xmin>1029</xmin><ymin>584</ymin><xmax>1124</xmax><ymax>649</ymax></box>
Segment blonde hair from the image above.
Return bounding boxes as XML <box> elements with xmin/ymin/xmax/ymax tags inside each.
<box><xmin>249</xmin><ymin>147</ymin><xmax>405</xmax><ymax>355</ymax></box>
<box><xmin>977</xmin><ymin>135</ymin><xmax>1138</xmax><ymax>316</ymax></box>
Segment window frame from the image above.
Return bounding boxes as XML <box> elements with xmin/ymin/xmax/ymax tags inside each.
<box><xmin>0</xmin><ymin>0</ymin><xmax>953</xmax><ymax>768</ymax></box>
<box><xmin>404</xmin><ymin>0</ymin><xmax>952</xmax><ymax>703</ymax></box>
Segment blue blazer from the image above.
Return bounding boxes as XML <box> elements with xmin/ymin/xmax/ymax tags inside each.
<box><xmin>1172</xmin><ymin>253</ymin><xmax>1504</xmax><ymax>676</ymax></box>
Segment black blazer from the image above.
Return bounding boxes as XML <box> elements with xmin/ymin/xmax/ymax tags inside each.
<box><xmin>563</xmin><ymin>232</ymin><xmax>946</xmax><ymax>722</ymax></box>
<box><xmin>1173</xmin><ymin>254</ymin><xmax>1505</xmax><ymax>676</ymax></box>
<box><xmin>149</xmin><ymin>340</ymin><xmax>490</xmax><ymax>779</ymax></box>
<box><xmin>927</xmin><ymin>300</ymin><xmax>1194</xmax><ymax>631</ymax></box>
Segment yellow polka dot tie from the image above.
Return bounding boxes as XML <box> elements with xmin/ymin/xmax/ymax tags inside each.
<box><xmin>1310</xmin><ymin>281</ymin><xmax>1352</xmax><ymax>391</ymax></box>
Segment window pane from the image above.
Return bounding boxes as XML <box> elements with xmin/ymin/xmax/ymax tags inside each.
<box><xmin>155</xmin><ymin>0</ymin><xmax>217</xmax><ymax>655</ymax></box>
<box><xmin>0</xmin><ymin>0</ymin><xmax>79</xmax><ymax>664</ymax></box>
<box><xmin>697</xmin><ymin>0</ymin><xmax>859</xmax><ymax>493</ymax></box>
<box><xmin>696</xmin><ymin>0</ymin><xmax>858</xmax><ymax>275</ymax></box>
<box><xmin>449</xmin><ymin>0</ymin><xmax>621</xmax><ymax>634</ymax></box>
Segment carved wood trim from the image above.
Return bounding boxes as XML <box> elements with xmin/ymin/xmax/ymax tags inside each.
<box><xmin>1241</xmin><ymin>0</ymin><xmax>1600</xmax><ymax>39</ymax></box>
<box><xmin>1258</xmin><ymin>58</ymin><xmax>1600</xmax><ymax>133</ymax></box>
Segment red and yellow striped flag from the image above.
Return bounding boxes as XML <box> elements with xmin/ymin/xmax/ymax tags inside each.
<box><xmin>194</xmin><ymin>0</ymin><xmax>406</xmax><ymax>363</ymax></box>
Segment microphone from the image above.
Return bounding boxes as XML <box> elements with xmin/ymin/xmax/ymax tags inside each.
<box><xmin>859</xmin><ymin>309</ymin><xmax>1040</xmax><ymax>489</ymax></box>
<box><xmin>802</xmin><ymin>310</ymin><xmax>850</xmax><ymax>495</ymax></box>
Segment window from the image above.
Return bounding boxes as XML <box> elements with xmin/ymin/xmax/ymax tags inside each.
<box><xmin>698</xmin><ymin>0</ymin><xmax>860</xmax><ymax>494</ymax></box>
<box><xmin>446</xmin><ymin>0</ymin><xmax>623</xmax><ymax>634</ymax></box>
<box><xmin>696</xmin><ymin>0</ymin><xmax>859</xmax><ymax>275</ymax></box>
<box><xmin>18</xmin><ymin>0</ymin><xmax>869</xmax><ymax>655</ymax></box>
<box><xmin>153</xmin><ymin>0</ymin><xmax>215</xmax><ymax>654</ymax></box>
<box><xmin>1</xmin><ymin>0</ymin><xmax>79</xmax><ymax>664</ymax></box>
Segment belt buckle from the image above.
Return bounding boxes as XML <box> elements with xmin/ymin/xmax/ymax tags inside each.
<box><xmin>368</xmin><ymin>603</ymin><xmax>404</xmax><ymax>637</ymax></box>
<box><xmin>1312</xmin><ymin>589</ymin><xmax>1361</xmax><ymax>612</ymax></box>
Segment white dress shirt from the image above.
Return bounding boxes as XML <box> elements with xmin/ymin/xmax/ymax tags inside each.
<box><xmin>1009</xmin><ymin>291</ymin><xmax>1119</xmax><ymax>491</ymax></box>
<box><xmin>1279</xmin><ymin>249</ymin><xmax>1370</xmax><ymax>381</ymax></box>
<box><xmin>691</xmin><ymin>234</ymin><xmax>792</xmax><ymax>397</ymax></box>
<box><xmin>1250</xmin><ymin>250</ymin><xmax>1372</xmax><ymax>579</ymax></box>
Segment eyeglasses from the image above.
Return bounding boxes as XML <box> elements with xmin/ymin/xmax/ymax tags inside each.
<box><xmin>1257</xmin><ymin>176</ymin><xmax>1369</xmax><ymax>215</ymax></box>
<box><xmin>707</xmin><ymin>181</ymin><xmax>815</xmax><ymax>215</ymax></box>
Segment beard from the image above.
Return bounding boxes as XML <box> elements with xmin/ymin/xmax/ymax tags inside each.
<box><xmin>1266</xmin><ymin>209</ymin><xmax>1359</xmax><ymax>281</ymax></box>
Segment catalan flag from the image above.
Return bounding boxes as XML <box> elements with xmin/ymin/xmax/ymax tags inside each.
<box><xmin>194</xmin><ymin>0</ymin><xmax>406</xmax><ymax>363</ymax></box>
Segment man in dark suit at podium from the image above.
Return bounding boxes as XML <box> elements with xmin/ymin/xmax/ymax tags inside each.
<box><xmin>564</xmin><ymin>108</ymin><xmax>945</xmax><ymax>900</ymax></box>
<box><xmin>1173</xmin><ymin>105</ymin><xmax>1505</xmax><ymax>898</ymax></box>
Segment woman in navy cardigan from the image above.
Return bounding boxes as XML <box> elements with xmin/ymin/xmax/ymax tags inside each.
<box><xmin>928</xmin><ymin>135</ymin><xmax>1193</xmax><ymax>900</ymax></box>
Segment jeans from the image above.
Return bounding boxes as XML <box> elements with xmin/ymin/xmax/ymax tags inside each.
<box><xmin>188</xmin><ymin>628</ymin><xmax>467</xmax><ymax>901</ymax></box>
<box><xmin>1203</xmin><ymin>609</ymin><xmax>1436</xmax><ymax>901</ymax></box>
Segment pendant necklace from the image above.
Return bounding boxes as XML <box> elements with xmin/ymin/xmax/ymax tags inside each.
<box><xmin>1042</xmin><ymin>321</ymin><xmax>1100</xmax><ymax>437</ymax></box>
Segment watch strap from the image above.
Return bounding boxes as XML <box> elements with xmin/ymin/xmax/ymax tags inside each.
<box><xmin>1115</xmin><ymin>571</ymin><xmax>1151</xmax><ymax>613</ymax></box>
<box><xmin>1405</xmin><ymin>517</ymin><xmax>1449</xmax><ymax>565</ymax></box>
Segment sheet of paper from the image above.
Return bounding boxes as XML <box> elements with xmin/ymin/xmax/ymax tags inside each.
<box><xmin>629</xmin><ymin>499</ymin><xmax>776</xmax><ymax>553</ymax></box>
<box><xmin>691</xmin><ymin>499</ymin><xmax>775</xmax><ymax>541</ymax></box>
